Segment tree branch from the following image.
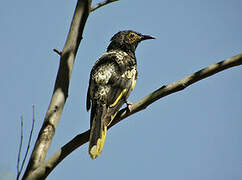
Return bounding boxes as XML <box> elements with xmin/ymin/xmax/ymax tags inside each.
<box><xmin>16</xmin><ymin>116</ymin><xmax>23</xmax><ymax>180</ymax></box>
<box><xmin>53</xmin><ymin>48</ymin><xmax>62</xmax><ymax>56</ymax></box>
<box><xmin>17</xmin><ymin>106</ymin><xmax>36</xmax><ymax>180</ymax></box>
<box><xmin>22</xmin><ymin>0</ymin><xmax>92</xmax><ymax>179</ymax></box>
<box><xmin>91</xmin><ymin>0</ymin><xmax>119</xmax><ymax>12</ymax></box>
<box><xmin>112</xmin><ymin>53</ymin><xmax>242</xmax><ymax>123</ymax></box>
<box><xmin>42</xmin><ymin>53</ymin><xmax>242</xmax><ymax>175</ymax></box>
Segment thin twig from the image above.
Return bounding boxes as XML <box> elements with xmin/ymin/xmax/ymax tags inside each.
<box><xmin>16</xmin><ymin>116</ymin><xmax>24</xmax><ymax>180</ymax></box>
<box><xmin>91</xmin><ymin>0</ymin><xmax>119</xmax><ymax>12</ymax></box>
<box><xmin>19</xmin><ymin>105</ymin><xmax>35</xmax><ymax>180</ymax></box>
<box><xmin>20</xmin><ymin>105</ymin><xmax>35</xmax><ymax>173</ymax></box>
<box><xmin>16</xmin><ymin>106</ymin><xmax>35</xmax><ymax>180</ymax></box>
<box><xmin>53</xmin><ymin>48</ymin><xmax>62</xmax><ymax>56</ymax></box>
<box><xmin>40</xmin><ymin>53</ymin><xmax>242</xmax><ymax>176</ymax></box>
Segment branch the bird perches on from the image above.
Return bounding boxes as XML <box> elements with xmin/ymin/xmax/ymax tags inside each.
<box><xmin>46</xmin><ymin>53</ymin><xmax>242</xmax><ymax>177</ymax></box>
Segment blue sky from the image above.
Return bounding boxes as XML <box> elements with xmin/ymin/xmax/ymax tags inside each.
<box><xmin>1</xmin><ymin>0</ymin><xmax>242</xmax><ymax>179</ymax></box>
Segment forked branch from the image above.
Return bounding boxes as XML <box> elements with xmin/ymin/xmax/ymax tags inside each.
<box><xmin>91</xmin><ymin>0</ymin><xmax>119</xmax><ymax>12</ymax></box>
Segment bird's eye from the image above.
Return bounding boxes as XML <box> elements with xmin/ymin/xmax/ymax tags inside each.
<box><xmin>128</xmin><ymin>32</ymin><xmax>137</xmax><ymax>43</ymax></box>
<box><xmin>129</xmin><ymin>33</ymin><xmax>135</xmax><ymax>39</ymax></box>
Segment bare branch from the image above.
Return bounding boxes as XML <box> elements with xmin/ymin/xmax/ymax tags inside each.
<box><xmin>16</xmin><ymin>116</ymin><xmax>23</xmax><ymax>180</ymax></box>
<box><xmin>91</xmin><ymin>0</ymin><xmax>119</xmax><ymax>12</ymax></box>
<box><xmin>42</xmin><ymin>53</ymin><xmax>242</xmax><ymax>174</ymax></box>
<box><xmin>22</xmin><ymin>0</ymin><xmax>92</xmax><ymax>179</ymax></box>
<box><xmin>112</xmin><ymin>53</ymin><xmax>242</xmax><ymax>123</ymax></box>
<box><xmin>53</xmin><ymin>48</ymin><xmax>62</xmax><ymax>56</ymax></box>
<box><xmin>17</xmin><ymin>106</ymin><xmax>35</xmax><ymax>180</ymax></box>
<box><xmin>21</xmin><ymin>106</ymin><xmax>35</xmax><ymax>172</ymax></box>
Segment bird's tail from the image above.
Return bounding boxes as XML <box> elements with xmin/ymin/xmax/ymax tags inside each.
<box><xmin>89</xmin><ymin>102</ymin><xmax>108</xmax><ymax>159</ymax></box>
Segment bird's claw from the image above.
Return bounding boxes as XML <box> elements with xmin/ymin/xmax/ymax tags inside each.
<box><xmin>126</xmin><ymin>101</ymin><xmax>133</xmax><ymax>111</ymax></box>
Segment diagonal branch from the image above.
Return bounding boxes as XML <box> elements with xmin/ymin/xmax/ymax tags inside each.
<box><xmin>112</xmin><ymin>53</ymin><xmax>242</xmax><ymax>123</ymax></box>
<box><xmin>43</xmin><ymin>53</ymin><xmax>242</xmax><ymax>174</ymax></box>
<box><xmin>91</xmin><ymin>0</ymin><xmax>119</xmax><ymax>12</ymax></box>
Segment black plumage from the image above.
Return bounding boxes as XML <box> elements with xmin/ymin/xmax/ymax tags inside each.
<box><xmin>86</xmin><ymin>30</ymin><xmax>154</xmax><ymax>159</ymax></box>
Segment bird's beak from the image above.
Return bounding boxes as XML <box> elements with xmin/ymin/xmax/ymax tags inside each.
<box><xmin>141</xmin><ymin>34</ymin><xmax>156</xmax><ymax>41</ymax></box>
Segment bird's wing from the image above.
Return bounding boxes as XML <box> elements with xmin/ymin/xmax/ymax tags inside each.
<box><xmin>87</xmin><ymin>54</ymin><xmax>137</xmax><ymax>122</ymax></box>
<box><xmin>103</xmin><ymin>61</ymin><xmax>137</xmax><ymax>126</ymax></box>
<box><xmin>87</xmin><ymin>51</ymin><xmax>136</xmax><ymax>111</ymax></box>
<box><xmin>86</xmin><ymin>79</ymin><xmax>92</xmax><ymax>111</ymax></box>
<box><xmin>86</xmin><ymin>54</ymin><xmax>118</xmax><ymax>112</ymax></box>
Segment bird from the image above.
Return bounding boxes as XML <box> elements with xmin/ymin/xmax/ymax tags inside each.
<box><xmin>86</xmin><ymin>30</ymin><xmax>155</xmax><ymax>159</ymax></box>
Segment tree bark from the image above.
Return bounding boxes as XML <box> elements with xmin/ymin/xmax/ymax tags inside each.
<box><xmin>22</xmin><ymin>0</ymin><xmax>91</xmax><ymax>179</ymax></box>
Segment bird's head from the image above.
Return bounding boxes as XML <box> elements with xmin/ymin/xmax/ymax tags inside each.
<box><xmin>107</xmin><ymin>30</ymin><xmax>155</xmax><ymax>54</ymax></box>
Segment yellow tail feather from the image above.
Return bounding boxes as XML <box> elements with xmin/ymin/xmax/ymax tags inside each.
<box><xmin>89</xmin><ymin>126</ymin><xmax>107</xmax><ymax>159</ymax></box>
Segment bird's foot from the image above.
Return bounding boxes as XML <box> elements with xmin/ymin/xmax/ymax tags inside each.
<box><xmin>126</xmin><ymin>101</ymin><xmax>133</xmax><ymax>111</ymax></box>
